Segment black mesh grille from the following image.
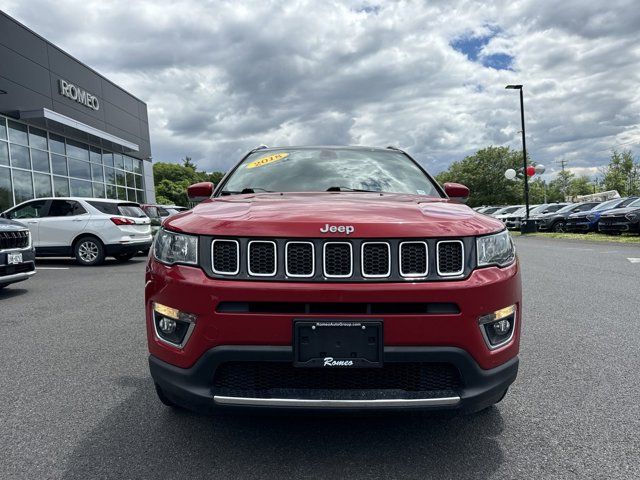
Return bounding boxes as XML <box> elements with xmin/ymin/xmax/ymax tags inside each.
<box><xmin>212</xmin><ymin>240</ymin><xmax>238</xmax><ymax>273</ymax></box>
<box><xmin>324</xmin><ymin>243</ymin><xmax>352</xmax><ymax>277</ymax></box>
<box><xmin>214</xmin><ymin>362</ymin><xmax>461</xmax><ymax>393</ymax></box>
<box><xmin>400</xmin><ymin>242</ymin><xmax>427</xmax><ymax>276</ymax></box>
<box><xmin>437</xmin><ymin>241</ymin><xmax>463</xmax><ymax>274</ymax></box>
<box><xmin>249</xmin><ymin>241</ymin><xmax>276</xmax><ymax>275</ymax></box>
<box><xmin>0</xmin><ymin>230</ymin><xmax>30</xmax><ymax>250</ymax></box>
<box><xmin>362</xmin><ymin>243</ymin><xmax>390</xmax><ymax>276</ymax></box>
<box><xmin>286</xmin><ymin>242</ymin><xmax>313</xmax><ymax>276</ymax></box>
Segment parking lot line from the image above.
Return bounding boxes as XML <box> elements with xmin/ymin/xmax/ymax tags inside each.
<box><xmin>627</xmin><ymin>258</ymin><xmax>640</xmax><ymax>263</ymax></box>
<box><xmin>37</xmin><ymin>267</ymin><xmax>70</xmax><ymax>270</ymax></box>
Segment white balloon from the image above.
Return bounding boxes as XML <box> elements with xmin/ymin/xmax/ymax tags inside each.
<box><xmin>504</xmin><ymin>169</ymin><xmax>517</xmax><ymax>180</ymax></box>
<box><xmin>535</xmin><ymin>164</ymin><xmax>546</xmax><ymax>175</ymax></box>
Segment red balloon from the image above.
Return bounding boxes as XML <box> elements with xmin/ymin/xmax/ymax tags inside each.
<box><xmin>526</xmin><ymin>166</ymin><xmax>536</xmax><ymax>177</ymax></box>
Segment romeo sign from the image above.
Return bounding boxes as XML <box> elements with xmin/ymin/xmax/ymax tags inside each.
<box><xmin>58</xmin><ymin>79</ymin><xmax>100</xmax><ymax>111</ymax></box>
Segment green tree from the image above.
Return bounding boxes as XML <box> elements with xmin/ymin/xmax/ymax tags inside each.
<box><xmin>153</xmin><ymin>157</ymin><xmax>225</xmax><ymax>206</ymax></box>
<box><xmin>435</xmin><ymin>146</ymin><xmax>524</xmax><ymax>207</ymax></box>
<box><xmin>568</xmin><ymin>176</ymin><xmax>595</xmax><ymax>197</ymax></box>
<box><xmin>601</xmin><ymin>149</ymin><xmax>639</xmax><ymax>196</ymax></box>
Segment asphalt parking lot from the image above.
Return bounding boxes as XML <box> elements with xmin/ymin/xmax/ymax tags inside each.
<box><xmin>2</xmin><ymin>237</ymin><xmax>640</xmax><ymax>480</ymax></box>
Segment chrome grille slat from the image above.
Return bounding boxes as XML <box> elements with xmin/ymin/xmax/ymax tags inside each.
<box><xmin>399</xmin><ymin>241</ymin><xmax>428</xmax><ymax>277</ymax></box>
<box><xmin>212</xmin><ymin>239</ymin><xmax>240</xmax><ymax>275</ymax></box>
<box><xmin>436</xmin><ymin>240</ymin><xmax>464</xmax><ymax>276</ymax></box>
<box><xmin>248</xmin><ymin>240</ymin><xmax>277</xmax><ymax>276</ymax></box>
<box><xmin>361</xmin><ymin>242</ymin><xmax>391</xmax><ymax>278</ymax></box>
<box><xmin>323</xmin><ymin>242</ymin><xmax>353</xmax><ymax>278</ymax></box>
<box><xmin>0</xmin><ymin>230</ymin><xmax>30</xmax><ymax>250</ymax></box>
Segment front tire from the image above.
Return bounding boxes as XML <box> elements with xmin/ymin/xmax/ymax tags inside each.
<box><xmin>552</xmin><ymin>221</ymin><xmax>566</xmax><ymax>233</ymax></box>
<box><xmin>114</xmin><ymin>252</ymin><xmax>135</xmax><ymax>262</ymax></box>
<box><xmin>74</xmin><ymin>236</ymin><xmax>105</xmax><ymax>266</ymax></box>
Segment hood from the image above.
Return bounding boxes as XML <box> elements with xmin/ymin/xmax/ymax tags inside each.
<box><xmin>165</xmin><ymin>192</ymin><xmax>505</xmax><ymax>238</ymax></box>
<box><xmin>0</xmin><ymin>218</ymin><xmax>29</xmax><ymax>231</ymax></box>
<box><xmin>601</xmin><ymin>206</ymin><xmax>640</xmax><ymax>217</ymax></box>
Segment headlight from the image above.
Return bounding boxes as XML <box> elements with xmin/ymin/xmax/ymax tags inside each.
<box><xmin>476</xmin><ymin>230</ymin><xmax>515</xmax><ymax>268</ymax></box>
<box><xmin>153</xmin><ymin>228</ymin><xmax>198</xmax><ymax>265</ymax></box>
<box><xmin>626</xmin><ymin>212</ymin><xmax>639</xmax><ymax>222</ymax></box>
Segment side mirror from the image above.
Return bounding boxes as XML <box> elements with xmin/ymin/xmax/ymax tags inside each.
<box><xmin>187</xmin><ymin>182</ymin><xmax>214</xmax><ymax>203</ymax></box>
<box><xmin>444</xmin><ymin>182</ymin><xmax>470</xmax><ymax>203</ymax></box>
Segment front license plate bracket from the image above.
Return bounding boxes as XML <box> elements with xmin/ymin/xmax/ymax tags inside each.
<box><xmin>293</xmin><ymin>320</ymin><xmax>383</xmax><ymax>368</ymax></box>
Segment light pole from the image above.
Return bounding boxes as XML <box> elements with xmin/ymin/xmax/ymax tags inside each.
<box><xmin>506</xmin><ymin>84</ymin><xmax>535</xmax><ymax>233</ymax></box>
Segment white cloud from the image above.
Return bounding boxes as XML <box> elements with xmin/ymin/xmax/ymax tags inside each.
<box><xmin>1</xmin><ymin>0</ymin><xmax>638</xmax><ymax>175</ymax></box>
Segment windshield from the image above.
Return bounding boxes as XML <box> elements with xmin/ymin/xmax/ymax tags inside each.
<box><xmin>592</xmin><ymin>199</ymin><xmax>621</xmax><ymax>211</ymax></box>
<box><xmin>628</xmin><ymin>198</ymin><xmax>640</xmax><ymax>208</ymax></box>
<box><xmin>220</xmin><ymin>148</ymin><xmax>441</xmax><ymax>196</ymax></box>
<box><xmin>497</xmin><ymin>206</ymin><xmax>522</xmax><ymax>214</ymax></box>
<box><xmin>556</xmin><ymin>204</ymin><xmax>578</xmax><ymax>213</ymax></box>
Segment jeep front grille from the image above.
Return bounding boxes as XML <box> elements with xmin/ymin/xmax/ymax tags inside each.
<box><xmin>204</xmin><ymin>237</ymin><xmax>472</xmax><ymax>282</ymax></box>
<box><xmin>0</xmin><ymin>230</ymin><xmax>30</xmax><ymax>250</ymax></box>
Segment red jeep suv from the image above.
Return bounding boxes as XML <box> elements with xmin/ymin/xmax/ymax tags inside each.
<box><xmin>146</xmin><ymin>146</ymin><xmax>521</xmax><ymax>413</ymax></box>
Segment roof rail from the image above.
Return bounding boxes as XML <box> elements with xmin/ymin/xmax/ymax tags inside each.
<box><xmin>386</xmin><ymin>145</ymin><xmax>401</xmax><ymax>151</ymax></box>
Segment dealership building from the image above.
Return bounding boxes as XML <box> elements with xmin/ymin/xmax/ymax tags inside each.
<box><xmin>0</xmin><ymin>11</ymin><xmax>155</xmax><ymax>213</ymax></box>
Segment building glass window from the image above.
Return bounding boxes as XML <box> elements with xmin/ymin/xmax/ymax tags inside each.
<box><xmin>66</xmin><ymin>139</ymin><xmax>90</xmax><ymax>161</ymax></box>
<box><xmin>29</xmin><ymin>127</ymin><xmax>48</xmax><ymax>150</ymax></box>
<box><xmin>33</xmin><ymin>172</ymin><xmax>52</xmax><ymax>198</ymax></box>
<box><xmin>0</xmin><ymin>167</ymin><xmax>12</xmax><ymax>212</ymax></box>
<box><xmin>106</xmin><ymin>184</ymin><xmax>117</xmax><ymax>199</ymax></box>
<box><xmin>91</xmin><ymin>163</ymin><xmax>104</xmax><ymax>183</ymax></box>
<box><xmin>0</xmin><ymin>115</ymin><xmax>147</xmax><ymax>210</ymax></box>
<box><xmin>12</xmin><ymin>169</ymin><xmax>34</xmax><ymax>204</ymax></box>
<box><xmin>70</xmin><ymin>178</ymin><xmax>92</xmax><ymax>197</ymax></box>
<box><xmin>92</xmin><ymin>182</ymin><xmax>105</xmax><ymax>198</ymax></box>
<box><xmin>8</xmin><ymin>121</ymin><xmax>28</xmax><ymax>145</ymax></box>
<box><xmin>90</xmin><ymin>146</ymin><xmax>102</xmax><ymax>163</ymax></box>
<box><xmin>51</xmin><ymin>154</ymin><xmax>68</xmax><ymax>176</ymax></box>
<box><xmin>113</xmin><ymin>153</ymin><xmax>124</xmax><ymax>169</ymax></box>
<box><xmin>10</xmin><ymin>144</ymin><xmax>31</xmax><ymax>170</ymax></box>
<box><xmin>31</xmin><ymin>148</ymin><xmax>50</xmax><ymax>172</ymax></box>
<box><xmin>53</xmin><ymin>176</ymin><xmax>70</xmax><ymax>197</ymax></box>
<box><xmin>104</xmin><ymin>166</ymin><xmax>116</xmax><ymax>184</ymax></box>
<box><xmin>0</xmin><ymin>141</ymin><xmax>8</xmax><ymax>166</ymax></box>
<box><xmin>102</xmin><ymin>152</ymin><xmax>114</xmax><ymax>167</ymax></box>
<box><xmin>68</xmin><ymin>158</ymin><xmax>91</xmax><ymax>180</ymax></box>
<box><xmin>49</xmin><ymin>133</ymin><xmax>66</xmax><ymax>155</ymax></box>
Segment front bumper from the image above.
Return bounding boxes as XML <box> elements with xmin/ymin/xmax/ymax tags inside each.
<box><xmin>0</xmin><ymin>249</ymin><xmax>36</xmax><ymax>286</ymax></box>
<box><xmin>105</xmin><ymin>239</ymin><xmax>152</xmax><ymax>255</ymax></box>
<box><xmin>150</xmin><ymin>346</ymin><xmax>519</xmax><ymax>414</ymax></box>
<box><xmin>598</xmin><ymin>219</ymin><xmax>639</xmax><ymax>233</ymax></box>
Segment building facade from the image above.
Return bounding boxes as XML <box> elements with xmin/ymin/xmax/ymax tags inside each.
<box><xmin>0</xmin><ymin>11</ymin><xmax>154</xmax><ymax>213</ymax></box>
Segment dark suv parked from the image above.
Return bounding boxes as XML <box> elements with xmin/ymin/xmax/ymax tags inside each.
<box><xmin>0</xmin><ymin>218</ymin><xmax>36</xmax><ymax>289</ymax></box>
<box><xmin>598</xmin><ymin>198</ymin><xmax>640</xmax><ymax>234</ymax></box>
<box><xmin>566</xmin><ymin>197</ymin><xmax>638</xmax><ymax>233</ymax></box>
<box><xmin>536</xmin><ymin>202</ymin><xmax>601</xmax><ymax>232</ymax></box>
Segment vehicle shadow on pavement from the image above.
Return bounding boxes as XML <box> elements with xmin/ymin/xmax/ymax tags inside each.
<box><xmin>62</xmin><ymin>377</ymin><xmax>506</xmax><ymax>480</ymax></box>
<box><xmin>0</xmin><ymin>286</ymin><xmax>29</xmax><ymax>301</ymax></box>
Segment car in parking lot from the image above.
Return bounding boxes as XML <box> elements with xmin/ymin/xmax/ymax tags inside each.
<box><xmin>1</xmin><ymin>197</ymin><xmax>152</xmax><ymax>265</ymax></box>
<box><xmin>598</xmin><ymin>198</ymin><xmax>640</xmax><ymax>234</ymax></box>
<box><xmin>146</xmin><ymin>145</ymin><xmax>521</xmax><ymax>415</ymax></box>
<box><xmin>566</xmin><ymin>197</ymin><xmax>638</xmax><ymax>233</ymax></box>
<box><xmin>536</xmin><ymin>201</ymin><xmax>601</xmax><ymax>232</ymax></box>
<box><xmin>505</xmin><ymin>203</ymin><xmax>569</xmax><ymax>230</ymax></box>
<box><xmin>0</xmin><ymin>217</ymin><xmax>36</xmax><ymax>289</ymax></box>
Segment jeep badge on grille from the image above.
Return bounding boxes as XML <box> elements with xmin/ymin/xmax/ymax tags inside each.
<box><xmin>320</xmin><ymin>224</ymin><xmax>355</xmax><ymax>235</ymax></box>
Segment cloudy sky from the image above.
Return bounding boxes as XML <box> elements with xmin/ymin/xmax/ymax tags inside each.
<box><xmin>2</xmin><ymin>0</ymin><xmax>639</xmax><ymax>178</ymax></box>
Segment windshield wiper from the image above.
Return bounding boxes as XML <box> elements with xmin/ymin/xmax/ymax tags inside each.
<box><xmin>220</xmin><ymin>187</ymin><xmax>275</xmax><ymax>196</ymax></box>
<box><xmin>326</xmin><ymin>186</ymin><xmax>379</xmax><ymax>193</ymax></box>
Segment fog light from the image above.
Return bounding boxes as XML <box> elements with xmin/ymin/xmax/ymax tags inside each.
<box><xmin>158</xmin><ymin>317</ymin><xmax>177</xmax><ymax>334</ymax></box>
<box><xmin>152</xmin><ymin>302</ymin><xmax>197</xmax><ymax>348</ymax></box>
<box><xmin>478</xmin><ymin>305</ymin><xmax>516</xmax><ymax>350</ymax></box>
<box><xmin>493</xmin><ymin>319</ymin><xmax>511</xmax><ymax>335</ymax></box>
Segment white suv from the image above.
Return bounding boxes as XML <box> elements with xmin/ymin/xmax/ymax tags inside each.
<box><xmin>1</xmin><ymin>197</ymin><xmax>152</xmax><ymax>266</ymax></box>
